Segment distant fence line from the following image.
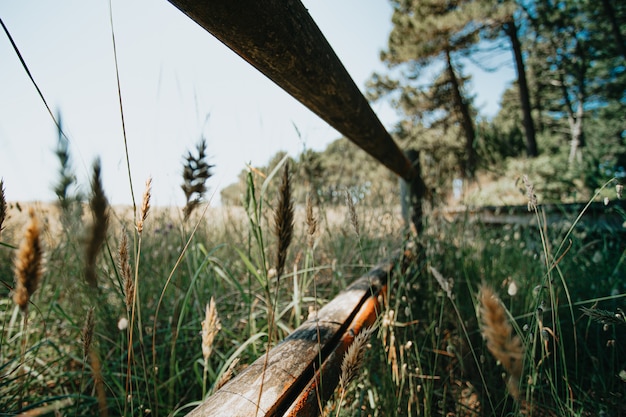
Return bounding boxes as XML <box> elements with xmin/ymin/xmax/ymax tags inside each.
<box><xmin>440</xmin><ymin>200</ymin><xmax>626</xmax><ymax>231</ymax></box>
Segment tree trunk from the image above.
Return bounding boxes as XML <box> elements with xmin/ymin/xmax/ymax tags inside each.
<box><xmin>444</xmin><ymin>48</ymin><xmax>476</xmax><ymax>178</ymax></box>
<box><xmin>504</xmin><ymin>19</ymin><xmax>538</xmax><ymax>157</ymax></box>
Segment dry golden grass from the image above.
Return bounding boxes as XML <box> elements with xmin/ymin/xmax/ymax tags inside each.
<box><xmin>201</xmin><ymin>296</ymin><xmax>221</xmax><ymax>364</ymax></box>
<box><xmin>479</xmin><ymin>285</ymin><xmax>524</xmax><ymax>400</ymax></box>
<box><xmin>13</xmin><ymin>208</ymin><xmax>43</xmax><ymax>311</ymax></box>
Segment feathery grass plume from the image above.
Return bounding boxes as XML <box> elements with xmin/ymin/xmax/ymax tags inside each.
<box><xmin>273</xmin><ymin>162</ymin><xmax>294</xmax><ymax>280</ymax></box>
<box><xmin>118</xmin><ymin>232</ymin><xmax>134</xmax><ymax>311</ymax></box>
<box><xmin>345</xmin><ymin>190</ymin><xmax>360</xmax><ymax>237</ymax></box>
<box><xmin>522</xmin><ymin>175</ymin><xmax>537</xmax><ymax>211</ymax></box>
<box><xmin>182</xmin><ymin>138</ymin><xmax>214</xmax><ymax>221</ymax></box>
<box><xmin>13</xmin><ymin>208</ymin><xmax>43</xmax><ymax>311</ymax></box>
<box><xmin>339</xmin><ymin>327</ymin><xmax>373</xmax><ymax>390</ymax></box>
<box><xmin>82</xmin><ymin>307</ymin><xmax>95</xmax><ymax>359</ymax></box>
<box><xmin>137</xmin><ymin>177</ymin><xmax>151</xmax><ymax>234</ymax></box>
<box><xmin>305</xmin><ymin>193</ymin><xmax>317</xmax><ymax>249</ymax></box>
<box><xmin>201</xmin><ymin>297</ymin><xmax>221</xmax><ymax>364</ymax></box>
<box><xmin>479</xmin><ymin>285</ymin><xmax>524</xmax><ymax>400</ymax></box>
<box><xmin>85</xmin><ymin>159</ymin><xmax>109</xmax><ymax>288</ymax></box>
<box><xmin>0</xmin><ymin>179</ymin><xmax>6</xmax><ymax>236</ymax></box>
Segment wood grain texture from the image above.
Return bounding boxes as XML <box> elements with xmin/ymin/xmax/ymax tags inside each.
<box><xmin>166</xmin><ymin>0</ymin><xmax>418</xmax><ymax>182</ymax></box>
<box><xmin>185</xmin><ymin>258</ymin><xmax>397</xmax><ymax>417</ymax></box>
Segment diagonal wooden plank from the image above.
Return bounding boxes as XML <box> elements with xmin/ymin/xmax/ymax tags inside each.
<box><xmin>186</xmin><ymin>258</ymin><xmax>397</xmax><ymax>417</ymax></box>
<box><xmin>166</xmin><ymin>0</ymin><xmax>419</xmax><ymax>183</ymax></box>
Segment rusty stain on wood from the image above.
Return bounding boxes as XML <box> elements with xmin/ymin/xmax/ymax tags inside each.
<box><xmin>185</xmin><ymin>257</ymin><xmax>400</xmax><ymax>417</ymax></box>
<box><xmin>166</xmin><ymin>0</ymin><xmax>418</xmax><ymax>183</ymax></box>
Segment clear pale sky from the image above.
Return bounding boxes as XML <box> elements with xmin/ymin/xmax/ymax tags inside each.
<box><xmin>0</xmin><ymin>1</ymin><xmax>514</xmax><ymax>206</ymax></box>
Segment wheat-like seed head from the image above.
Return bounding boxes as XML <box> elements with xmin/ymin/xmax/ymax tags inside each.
<box><xmin>82</xmin><ymin>307</ymin><xmax>95</xmax><ymax>359</ymax></box>
<box><xmin>137</xmin><ymin>177</ymin><xmax>152</xmax><ymax>234</ymax></box>
<box><xmin>479</xmin><ymin>285</ymin><xmax>524</xmax><ymax>400</ymax></box>
<box><xmin>13</xmin><ymin>208</ymin><xmax>43</xmax><ymax>312</ymax></box>
<box><xmin>274</xmin><ymin>162</ymin><xmax>294</xmax><ymax>280</ymax></box>
<box><xmin>202</xmin><ymin>297</ymin><xmax>221</xmax><ymax>364</ymax></box>
<box><xmin>0</xmin><ymin>179</ymin><xmax>6</xmax><ymax>236</ymax></box>
<box><xmin>85</xmin><ymin>159</ymin><xmax>109</xmax><ymax>288</ymax></box>
<box><xmin>118</xmin><ymin>232</ymin><xmax>134</xmax><ymax>311</ymax></box>
<box><xmin>339</xmin><ymin>326</ymin><xmax>373</xmax><ymax>393</ymax></box>
<box><xmin>522</xmin><ymin>175</ymin><xmax>537</xmax><ymax>212</ymax></box>
<box><xmin>305</xmin><ymin>193</ymin><xmax>317</xmax><ymax>249</ymax></box>
<box><xmin>345</xmin><ymin>190</ymin><xmax>360</xmax><ymax>237</ymax></box>
<box><xmin>182</xmin><ymin>138</ymin><xmax>213</xmax><ymax>221</ymax></box>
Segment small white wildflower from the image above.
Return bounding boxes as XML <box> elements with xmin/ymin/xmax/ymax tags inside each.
<box><xmin>507</xmin><ymin>280</ymin><xmax>519</xmax><ymax>296</ymax></box>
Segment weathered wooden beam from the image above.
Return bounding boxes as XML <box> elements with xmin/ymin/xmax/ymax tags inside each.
<box><xmin>185</xmin><ymin>257</ymin><xmax>400</xmax><ymax>417</ymax></box>
<box><xmin>166</xmin><ymin>0</ymin><xmax>418</xmax><ymax>182</ymax></box>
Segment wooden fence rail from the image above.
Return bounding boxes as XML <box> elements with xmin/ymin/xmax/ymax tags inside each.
<box><xmin>186</xmin><ymin>252</ymin><xmax>411</xmax><ymax>417</ymax></box>
<box><xmin>166</xmin><ymin>0</ymin><xmax>425</xmax><ymax>195</ymax></box>
<box><xmin>163</xmin><ymin>1</ymin><xmax>428</xmax><ymax>415</ymax></box>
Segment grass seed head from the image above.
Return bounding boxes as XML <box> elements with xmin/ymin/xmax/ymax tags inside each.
<box><xmin>479</xmin><ymin>285</ymin><xmax>524</xmax><ymax>400</ymax></box>
<box><xmin>339</xmin><ymin>326</ymin><xmax>373</xmax><ymax>393</ymax></box>
<box><xmin>85</xmin><ymin>159</ymin><xmax>109</xmax><ymax>288</ymax></box>
<box><xmin>82</xmin><ymin>307</ymin><xmax>95</xmax><ymax>358</ymax></box>
<box><xmin>202</xmin><ymin>297</ymin><xmax>221</xmax><ymax>364</ymax></box>
<box><xmin>13</xmin><ymin>208</ymin><xmax>43</xmax><ymax>311</ymax></box>
<box><xmin>137</xmin><ymin>177</ymin><xmax>152</xmax><ymax>234</ymax></box>
<box><xmin>0</xmin><ymin>179</ymin><xmax>6</xmax><ymax>236</ymax></box>
<box><xmin>345</xmin><ymin>190</ymin><xmax>360</xmax><ymax>237</ymax></box>
<box><xmin>118</xmin><ymin>232</ymin><xmax>134</xmax><ymax>311</ymax></box>
<box><xmin>182</xmin><ymin>138</ymin><xmax>214</xmax><ymax>221</ymax></box>
<box><xmin>274</xmin><ymin>162</ymin><xmax>294</xmax><ymax>280</ymax></box>
<box><xmin>306</xmin><ymin>193</ymin><xmax>317</xmax><ymax>249</ymax></box>
<box><xmin>522</xmin><ymin>175</ymin><xmax>537</xmax><ymax>212</ymax></box>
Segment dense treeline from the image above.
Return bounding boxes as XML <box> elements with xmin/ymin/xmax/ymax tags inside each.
<box><xmin>221</xmin><ymin>0</ymin><xmax>625</xmax><ymax>207</ymax></box>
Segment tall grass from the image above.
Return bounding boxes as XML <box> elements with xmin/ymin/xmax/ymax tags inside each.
<box><xmin>2</xmin><ymin>169</ymin><xmax>624</xmax><ymax>416</ymax></box>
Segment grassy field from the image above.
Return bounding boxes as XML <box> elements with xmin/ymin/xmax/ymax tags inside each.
<box><xmin>1</xmin><ymin>172</ymin><xmax>625</xmax><ymax>416</ymax></box>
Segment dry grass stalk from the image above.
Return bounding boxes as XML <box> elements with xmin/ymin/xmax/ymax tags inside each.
<box><xmin>345</xmin><ymin>190</ymin><xmax>360</xmax><ymax>237</ymax></box>
<box><xmin>215</xmin><ymin>358</ymin><xmax>240</xmax><ymax>392</ymax></box>
<box><xmin>82</xmin><ymin>307</ymin><xmax>95</xmax><ymax>359</ymax></box>
<box><xmin>479</xmin><ymin>285</ymin><xmax>524</xmax><ymax>400</ymax></box>
<box><xmin>306</xmin><ymin>193</ymin><xmax>317</xmax><ymax>249</ymax></box>
<box><xmin>118</xmin><ymin>232</ymin><xmax>134</xmax><ymax>311</ymax></box>
<box><xmin>85</xmin><ymin>160</ymin><xmax>109</xmax><ymax>288</ymax></box>
<box><xmin>13</xmin><ymin>208</ymin><xmax>43</xmax><ymax>311</ymax></box>
<box><xmin>90</xmin><ymin>350</ymin><xmax>108</xmax><ymax>417</ymax></box>
<box><xmin>339</xmin><ymin>326</ymin><xmax>373</xmax><ymax>393</ymax></box>
<box><xmin>201</xmin><ymin>297</ymin><xmax>221</xmax><ymax>364</ymax></box>
<box><xmin>137</xmin><ymin>177</ymin><xmax>151</xmax><ymax>234</ymax></box>
<box><xmin>274</xmin><ymin>162</ymin><xmax>294</xmax><ymax>280</ymax></box>
<box><xmin>522</xmin><ymin>175</ymin><xmax>537</xmax><ymax>211</ymax></box>
<box><xmin>0</xmin><ymin>179</ymin><xmax>6</xmax><ymax>236</ymax></box>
